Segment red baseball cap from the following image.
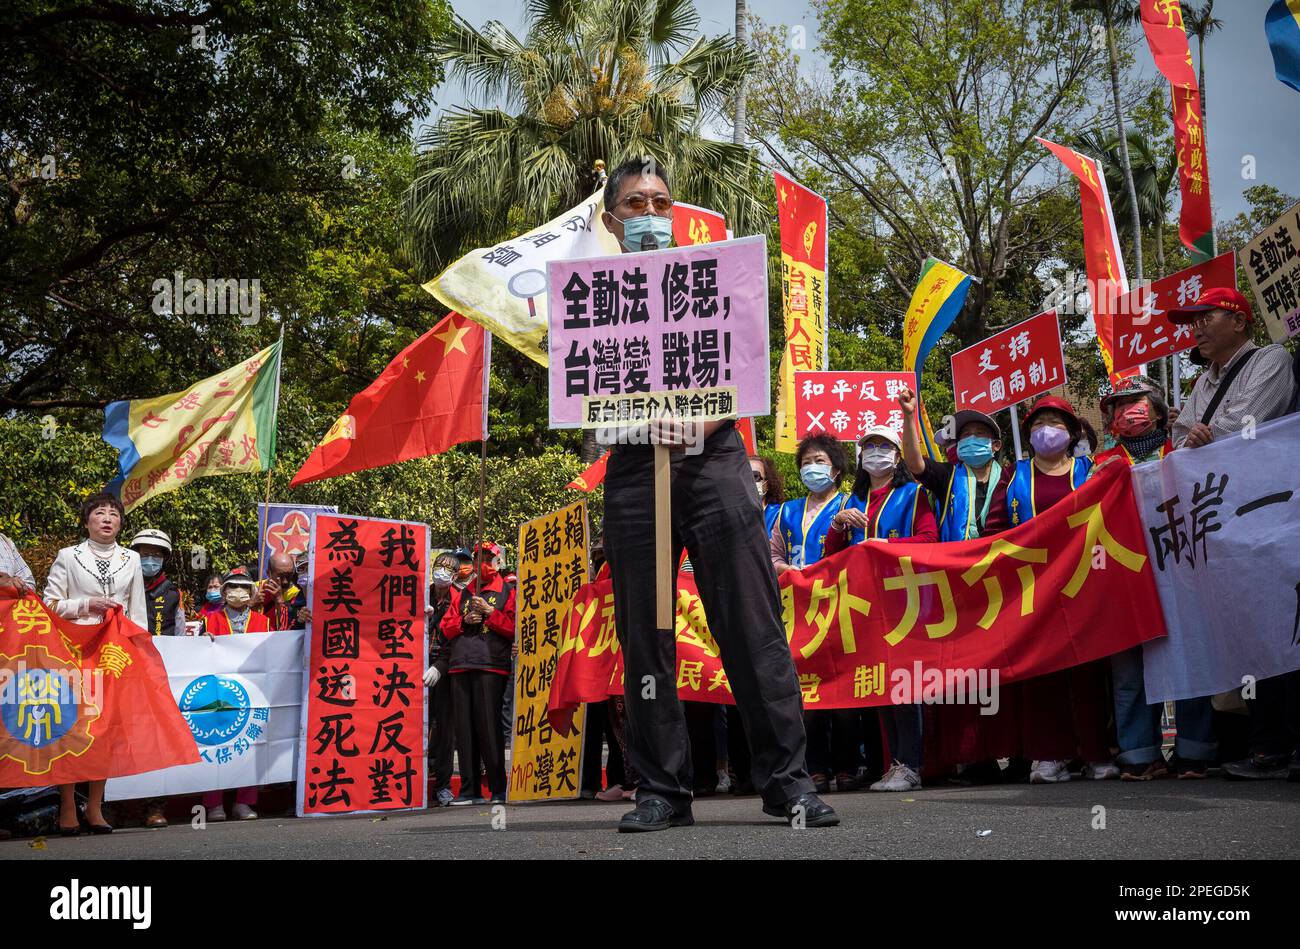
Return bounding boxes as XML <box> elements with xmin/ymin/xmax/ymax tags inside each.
<box><xmin>1021</xmin><ymin>395</ymin><xmax>1081</xmax><ymax>438</ymax></box>
<box><xmin>1167</xmin><ymin>286</ymin><xmax>1253</xmax><ymax>325</ymax></box>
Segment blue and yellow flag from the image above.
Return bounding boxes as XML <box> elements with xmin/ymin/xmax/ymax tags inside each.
<box><xmin>1267</xmin><ymin>1</ymin><xmax>1300</xmax><ymax>93</ymax></box>
<box><xmin>103</xmin><ymin>341</ymin><xmax>282</xmax><ymax>511</ymax></box>
<box><xmin>901</xmin><ymin>258</ymin><xmax>972</xmax><ymax>461</ymax></box>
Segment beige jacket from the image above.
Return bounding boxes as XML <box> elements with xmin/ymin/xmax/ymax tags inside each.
<box><xmin>43</xmin><ymin>540</ymin><xmax>147</xmax><ymax>629</ymax></box>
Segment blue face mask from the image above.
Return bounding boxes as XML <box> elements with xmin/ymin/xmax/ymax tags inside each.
<box><xmin>205</xmin><ymin>590</ymin><xmax>223</xmax><ymax>604</ymax></box>
<box><xmin>800</xmin><ymin>463</ymin><xmax>835</xmax><ymax>493</ymax></box>
<box><xmin>139</xmin><ymin>556</ymin><xmax>164</xmax><ymax>577</ymax></box>
<box><xmin>956</xmin><ymin>436</ymin><xmax>995</xmax><ymax>468</ymax></box>
<box><xmin>620</xmin><ymin>214</ymin><xmax>673</xmax><ymax>252</ymax></box>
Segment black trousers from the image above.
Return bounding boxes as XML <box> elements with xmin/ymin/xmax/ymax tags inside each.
<box><xmin>581</xmin><ymin>700</ymin><xmax>627</xmax><ymax>792</ymax></box>
<box><xmin>603</xmin><ymin>425</ymin><xmax>813</xmax><ymax>810</ymax></box>
<box><xmin>452</xmin><ymin>670</ymin><xmax>507</xmax><ymax>797</ymax></box>
<box><xmin>1247</xmin><ymin>668</ymin><xmax>1300</xmax><ymax>757</ymax></box>
<box><xmin>428</xmin><ymin>677</ymin><xmax>458</xmax><ymax>793</ymax></box>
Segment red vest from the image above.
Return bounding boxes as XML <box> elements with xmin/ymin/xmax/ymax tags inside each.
<box><xmin>204</xmin><ymin>608</ymin><xmax>272</xmax><ymax>636</ymax></box>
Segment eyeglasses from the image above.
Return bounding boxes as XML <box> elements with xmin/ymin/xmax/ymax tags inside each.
<box><xmin>617</xmin><ymin>193</ymin><xmax>673</xmax><ymax>214</ymax></box>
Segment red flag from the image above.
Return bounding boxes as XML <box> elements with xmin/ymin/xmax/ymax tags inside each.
<box><xmin>291</xmin><ymin>313</ymin><xmax>486</xmax><ymax>486</ymax></box>
<box><xmin>1038</xmin><ymin>137</ymin><xmax>1137</xmax><ymax>385</ymax></box>
<box><xmin>1139</xmin><ymin>1</ymin><xmax>1214</xmax><ymax>259</ymax></box>
<box><xmin>567</xmin><ymin>452</ymin><xmax>609</xmax><ymax>492</ymax></box>
<box><xmin>736</xmin><ymin>417</ymin><xmax>757</xmax><ymax>455</ymax></box>
<box><xmin>671</xmin><ymin>202</ymin><xmax>728</xmax><ymax>247</ymax></box>
<box><xmin>0</xmin><ymin>589</ymin><xmax>199</xmax><ymax>786</ymax></box>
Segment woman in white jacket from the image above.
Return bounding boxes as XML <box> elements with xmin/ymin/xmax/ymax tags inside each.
<box><xmin>43</xmin><ymin>491</ymin><xmax>146</xmax><ymax>835</ymax></box>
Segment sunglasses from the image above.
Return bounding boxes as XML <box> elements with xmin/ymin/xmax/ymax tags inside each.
<box><xmin>617</xmin><ymin>193</ymin><xmax>673</xmax><ymax>214</ymax></box>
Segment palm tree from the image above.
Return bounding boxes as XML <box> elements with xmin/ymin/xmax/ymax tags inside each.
<box><xmin>1071</xmin><ymin>0</ymin><xmax>1144</xmax><ymax>284</ymax></box>
<box><xmin>733</xmin><ymin>0</ymin><xmax>748</xmax><ymax>145</ymax></box>
<box><xmin>405</xmin><ymin>0</ymin><xmax>761</xmax><ymax>275</ymax></box>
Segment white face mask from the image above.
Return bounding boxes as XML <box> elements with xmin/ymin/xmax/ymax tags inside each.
<box><xmin>224</xmin><ymin>588</ymin><xmax>251</xmax><ymax>609</ymax></box>
<box><xmin>859</xmin><ymin>447</ymin><xmax>897</xmax><ymax>477</ymax></box>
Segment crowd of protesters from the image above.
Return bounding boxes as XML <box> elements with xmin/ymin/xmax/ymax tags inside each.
<box><xmin>0</xmin><ymin>282</ymin><xmax>1297</xmax><ymax>841</ymax></box>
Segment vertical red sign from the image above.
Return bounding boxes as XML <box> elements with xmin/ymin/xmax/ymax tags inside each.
<box><xmin>299</xmin><ymin>514</ymin><xmax>429</xmax><ymax>816</ymax></box>
<box><xmin>950</xmin><ymin>310</ymin><xmax>1067</xmax><ymax>414</ymax></box>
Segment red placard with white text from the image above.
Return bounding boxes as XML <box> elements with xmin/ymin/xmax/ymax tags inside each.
<box><xmin>298</xmin><ymin>513</ymin><xmax>429</xmax><ymax>816</ymax></box>
<box><xmin>1111</xmin><ymin>252</ymin><xmax>1237</xmax><ymax>373</ymax></box>
<box><xmin>794</xmin><ymin>371</ymin><xmax>913</xmax><ymax>440</ymax></box>
<box><xmin>951</xmin><ymin>310</ymin><xmax>1066</xmax><ymax>414</ymax></box>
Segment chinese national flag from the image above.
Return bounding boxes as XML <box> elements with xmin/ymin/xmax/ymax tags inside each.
<box><xmin>291</xmin><ymin>313</ymin><xmax>486</xmax><ymax>486</ymax></box>
<box><xmin>567</xmin><ymin>451</ymin><xmax>609</xmax><ymax>492</ymax></box>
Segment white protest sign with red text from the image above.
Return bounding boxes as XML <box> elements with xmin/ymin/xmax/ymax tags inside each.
<box><xmin>1112</xmin><ymin>252</ymin><xmax>1237</xmax><ymax>373</ymax></box>
<box><xmin>951</xmin><ymin>310</ymin><xmax>1066</xmax><ymax>414</ymax></box>
<box><xmin>793</xmin><ymin>371</ymin><xmax>913</xmax><ymax>440</ymax></box>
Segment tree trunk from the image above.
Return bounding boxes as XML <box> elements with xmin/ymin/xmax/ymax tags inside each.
<box><xmin>1154</xmin><ymin>216</ymin><xmax>1167</xmax><ymax>394</ymax></box>
<box><xmin>733</xmin><ymin>0</ymin><xmax>748</xmax><ymax>146</ymax></box>
<box><xmin>1106</xmin><ymin>20</ymin><xmax>1144</xmax><ymax>285</ymax></box>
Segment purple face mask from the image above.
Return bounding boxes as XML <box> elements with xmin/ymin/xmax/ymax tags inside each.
<box><xmin>1030</xmin><ymin>425</ymin><xmax>1072</xmax><ymax>456</ymax></box>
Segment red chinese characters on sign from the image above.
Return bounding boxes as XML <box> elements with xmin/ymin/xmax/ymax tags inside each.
<box><xmin>1112</xmin><ymin>252</ymin><xmax>1236</xmax><ymax>373</ymax></box>
<box><xmin>951</xmin><ymin>310</ymin><xmax>1066</xmax><ymax>414</ymax></box>
<box><xmin>793</xmin><ymin>371</ymin><xmax>913</xmax><ymax>440</ymax></box>
<box><xmin>299</xmin><ymin>514</ymin><xmax>428</xmax><ymax>816</ymax></box>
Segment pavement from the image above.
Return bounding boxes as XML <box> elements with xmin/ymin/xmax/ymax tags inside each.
<box><xmin>3</xmin><ymin>779</ymin><xmax>1296</xmax><ymax>860</ymax></box>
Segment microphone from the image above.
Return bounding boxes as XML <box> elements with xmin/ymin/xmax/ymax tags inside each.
<box><xmin>639</xmin><ymin>232</ymin><xmax>659</xmax><ymax>252</ymax></box>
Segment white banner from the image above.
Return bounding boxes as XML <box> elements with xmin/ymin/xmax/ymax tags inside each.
<box><xmin>1133</xmin><ymin>413</ymin><xmax>1300</xmax><ymax>702</ymax></box>
<box><xmin>105</xmin><ymin>631</ymin><xmax>304</xmax><ymax>801</ymax></box>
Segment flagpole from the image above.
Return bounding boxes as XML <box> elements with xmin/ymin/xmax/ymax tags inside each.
<box><xmin>1009</xmin><ymin>403</ymin><xmax>1024</xmax><ymax>460</ymax></box>
<box><xmin>472</xmin><ymin>332</ymin><xmax>492</xmax><ymax>580</ymax></box>
<box><xmin>260</xmin><ymin>321</ymin><xmax>287</xmax><ymax>579</ymax></box>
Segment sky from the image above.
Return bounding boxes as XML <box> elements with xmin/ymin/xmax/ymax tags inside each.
<box><xmin>433</xmin><ymin>0</ymin><xmax>1299</xmax><ymax>223</ymax></box>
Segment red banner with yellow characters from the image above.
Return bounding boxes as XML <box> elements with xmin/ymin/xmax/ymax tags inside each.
<box><xmin>671</xmin><ymin>201</ymin><xmax>728</xmax><ymax>248</ymax></box>
<box><xmin>547</xmin><ymin>464</ymin><xmax>1165</xmax><ymax>729</ymax></box>
<box><xmin>1140</xmin><ymin>0</ymin><xmax>1214</xmax><ymax>259</ymax></box>
<box><xmin>774</xmin><ymin>172</ymin><xmax>829</xmax><ymax>453</ymax></box>
<box><xmin>0</xmin><ymin>588</ymin><xmax>199</xmax><ymax>786</ymax></box>
<box><xmin>1038</xmin><ymin>137</ymin><xmax>1136</xmax><ymax>385</ymax></box>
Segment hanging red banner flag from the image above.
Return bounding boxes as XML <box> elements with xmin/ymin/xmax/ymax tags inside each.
<box><xmin>1038</xmin><ymin>137</ymin><xmax>1136</xmax><ymax>385</ymax></box>
<box><xmin>671</xmin><ymin>202</ymin><xmax>728</xmax><ymax>247</ymax></box>
<box><xmin>1140</xmin><ymin>0</ymin><xmax>1215</xmax><ymax>259</ymax></box>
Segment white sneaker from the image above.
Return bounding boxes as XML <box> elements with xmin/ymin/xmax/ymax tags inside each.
<box><xmin>870</xmin><ymin>760</ymin><xmax>921</xmax><ymax>792</ymax></box>
<box><xmin>1029</xmin><ymin>760</ymin><xmax>1072</xmax><ymax>783</ymax></box>
<box><xmin>231</xmin><ymin>803</ymin><xmax>258</xmax><ymax>821</ymax></box>
<box><xmin>1083</xmin><ymin>761</ymin><xmax>1120</xmax><ymax>780</ymax></box>
<box><xmin>206</xmin><ymin>806</ymin><xmax>227</xmax><ymax>822</ymax></box>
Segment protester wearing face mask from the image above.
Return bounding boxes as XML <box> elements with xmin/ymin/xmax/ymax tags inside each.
<box><xmin>129</xmin><ymin>529</ymin><xmax>186</xmax><ymax>637</ymax></box>
<box><xmin>440</xmin><ymin>541</ymin><xmax>516</xmax><ymax>804</ymax></box>
<box><xmin>894</xmin><ymin>387</ymin><xmax>1011</xmax><ymax>542</ymax></box>
<box><xmin>1093</xmin><ymin>377</ymin><xmax>1173</xmax><ymax>471</ymax></box>
<box><xmin>826</xmin><ymin>426</ymin><xmax>937</xmax><ymax>550</ymax></box>
<box><xmin>822</xmin><ymin>426</ymin><xmax>936</xmax><ymax>794</ymax></box>
<box><xmin>749</xmin><ymin>454</ymin><xmax>786</xmax><ymax>539</ymax></box>
<box><xmin>201</xmin><ymin>571</ymin><xmax>271</xmax><ymax>636</ymax></box>
<box><xmin>770</xmin><ymin>434</ymin><xmax>849</xmax><ymax>575</ymax></box>
<box><xmin>196</xmin><ymin>572</ymin><xmax>224</xmax><ymax>620</ymax></box>
<box><xmin>424</xmin><ymin>553</ymin><xmax>462</xmax><ymax>806</ymax></box>
<box><xmin>1000</xmin><ymin>396</ymin><xmax>1116</xmax><ymax>784</ymax></box>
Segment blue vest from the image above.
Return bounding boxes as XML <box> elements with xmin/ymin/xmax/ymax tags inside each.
<box><xmin>764</xmin><ymin>502</ymin><xmax>781</xmax><ymax>539</ymax></box>
<box><xmin>938</xmin><ymin>462</ymin><xmax>1001</xmax><ymax>543</ymax></box>
<box><xmin>778</xmin><ymin>493</ymin><xmax>849</xmax><ymax>567</ymax></box>
<box><xmin>1006</xmin><ymin>456</ymin><xmax>1092</xmax><ymax>526</ymax></box>
<box><xmin>843</xmin><ymin>482</ymin><xmax>922</xmax><ymax>544</ymax></box>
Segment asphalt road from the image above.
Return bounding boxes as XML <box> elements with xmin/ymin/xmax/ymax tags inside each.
<box><xmin>4</xmin><ymin>779</ymin><xmax>1296</xmax><ymax>860</ymax></box>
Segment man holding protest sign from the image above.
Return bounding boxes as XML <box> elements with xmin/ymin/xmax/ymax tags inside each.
<box><xmin>592</xmin><ymin>157</ymin><xmax>836</xmax><ymax>832</ymax></box>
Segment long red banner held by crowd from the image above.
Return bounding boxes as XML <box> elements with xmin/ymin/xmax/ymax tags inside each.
<box><xmin>548</xmin><ymin>464</ymin><xmax>1165</xmax><ymax>729</ymax></box>
<box><xmin>0</xmin><ymin>589</ymin><xmax>198</xmax><ymax>786</ymax></box>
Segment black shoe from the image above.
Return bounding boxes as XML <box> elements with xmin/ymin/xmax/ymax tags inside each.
<box><xmin>617</xmin><ymin>797</ymin><xmax>694</xmax><ymax>833</ymax></box>
<box><xmin>763</xmin><ymin>792</ymin><xmax>839</xmax><ymax>828</ymax></box>
<box><xmin>489</xmin><ymin>793</ymin><xmax>507</xmax><ymax>804</ymax></box>
<box><xmin>1222</xmin><ymin>753</ymin><xmax>1289</xmax><ymax>780</ymax></box>
<box><xmin>1289</xmin><ymin>752</ymin><xmax>1300</xmax><ymax>783</ymax></box>
<box><xmin>810</xmin><ymin>772</ymin><xmax>830</xmax><ymax>794</ymax></box>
